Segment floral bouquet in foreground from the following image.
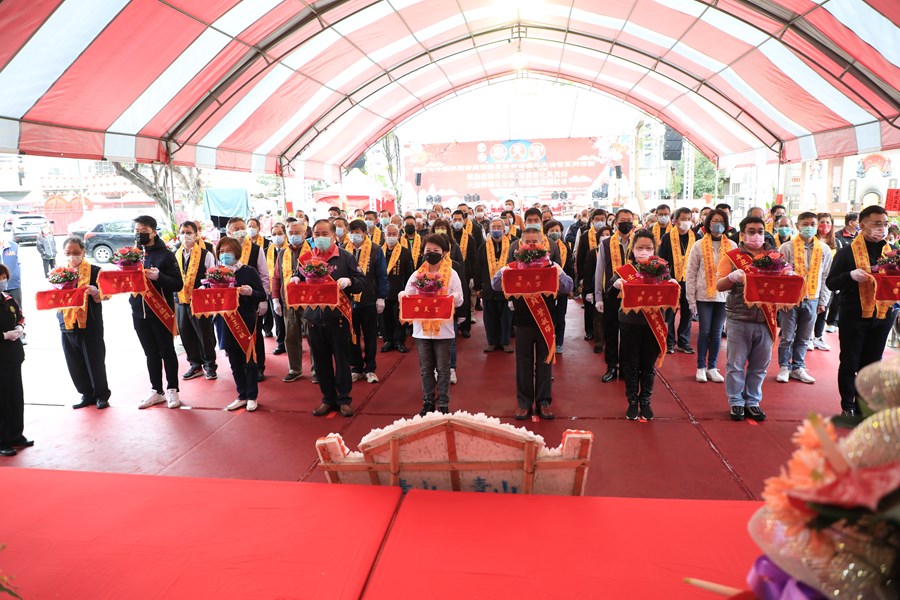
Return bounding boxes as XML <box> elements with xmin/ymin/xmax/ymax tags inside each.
<box><xmin>47</xmin><ymin>266</ymin><xmax>79</xmax><ymax>289</ymax></box>
<box><xmin>514</xmin><ymin>243</ymin><xmax>550</xmax><ymax>268</ymax></box>
<box><xmin>202</xmin><ymin>266</ymin><xmax>235</xmax><ymax>288</ymax></box>
<box><xmin>112</xmin><ymin>246</ymin><xmax>144</xmax><ymax>270</ymax></box>
<box><xmin>873</xmin><ymin>250</ymin><xmax>900</xmax><ymax>274</ymax></box>
<box><xmin>634</xmin><ymin>256</ymin><xmax>670</xmax><ymax>282</ymax></box>
<box><xmin>750</xmin><ymin>252</ymin><xmax>788</xmax><ymax>274</ymax></box>
<box><xmin>412</xmin><ymin>271</ymin><xmax>444</xmax><ymax>296</ymax></box>
<box><xmin>300</xmin><ymin>258</ymin><xmax>334</xmax><ymax>283</ymax></box>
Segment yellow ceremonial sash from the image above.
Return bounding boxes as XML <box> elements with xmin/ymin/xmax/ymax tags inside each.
<box><xmin>486</xmin><ymin>236</ymin><xmax>510</xmax><ymax>279</ymax></box>
<box><xmin>415</xmin><ymin>255</ymin><xmax>452</xmax><ymax>336</ymax></box>
<box><xmin>652</xmin><ymin>223</ymin><xmax>669</xmax><ymax>246</ymax></box>
<box><xmin>464</xmin><ymin>219</ymin><xmax>473</xmax><ymax>236</ymax></box>
<box><xmin>774</xmin><ymin>232</ymin><xmax>785</xmax><ymax>247</ymax></box>
<box><xmin>267</xmin><ymin>242</ymin><xmax>287</xmax><ymax>278</ymax></box>
<box><xmin>62</xmin><ymin>259</ymin><xmax>92</xmax><ymax>330</ymax></box>
<box><xmin>458</xmin><ymin>230</ymin><xmax>470</xmax><ymax>259</ymax></box>
<box><xmin>347</xmin><ymin>237</ymin><xmax>372</xmax><ymax>302</ymax></box>
<box><xmin>609</xmin><ymin>232</ymin><xmax>632</xmax><ymax>274</ymax></box>
<box><xmin>252</xmin><ymin>236</ymin><xmax>265</xmax><ymax>248</ymax></box>
<box><xmin>557</xmin><ymin>239</ymin><xmax>568</xmax><ymax>268</ymax></box>
<box><xmin>402</xmin><ymin>234</ymin><xmax>422</xmax><ymax>264</ymax></box>
<box><xmin>370</xmin><ymin>227</ymin><xmax>382</xmax><ymax>245</ymax></box>
<box><xmin>281</xmin><ymin>242</ymin><xmax>309</xmax><ymax>293</ymax></box>
<box><xmin>588</xmin><ymin>227</ymin><xmax>598</xmax><ymax>251</ymax></box>
<box><xmin>765</xmin><ymin>221</ymin><xmax>774</xmax><ymax>234</ymax></box>
<box><xmin>850</xmin><ymin>234</ymin><xmax>890</xmax><ymax>318</ymax></box>
<box><xmin>792</xmin><ymin>236</ymin><xmax>824</xmax><ymax>300</ymax></box>
<box><xmin>700</xmin><ymin>235</ymin><xmax>718</xmax><ymax>298</ymax></box>
<box><xmin>384</xmin><ymin>242</ymin><xmax>402</xmax><ymax>274</ymax></box>
<box><xmin>176</xmin><ymin>244</ymin><xmax>203</xmax><ymax>304</ymax></box>
<box><xmin>670</xmin><ymin>227</ymin><xmax>696</xmax><ymax>282</ymax></box>
<box><xmin>509</xmin><ymin>225</ymin><xmax>518</xmax><ymax>238</ymax></box>
<box><xmin>240</xmin><ymin>237</ymin><xmax>253</xmax><ymax>265</ymax></box>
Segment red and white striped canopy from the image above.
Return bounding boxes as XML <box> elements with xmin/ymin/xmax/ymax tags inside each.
<box><xmin>0</xmin><ymin>0</ymin><xmax>897</xmax><ymax>176</ymax></box>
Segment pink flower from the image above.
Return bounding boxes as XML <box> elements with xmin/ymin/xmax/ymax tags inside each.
<box><xmin>787</xmin><ymin>461</ymin><xmax>900</xmax><ymax>511</ymax></box>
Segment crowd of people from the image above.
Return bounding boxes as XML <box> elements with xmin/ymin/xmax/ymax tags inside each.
<box><xmin>0</xmin><ymin>198</ymin><xmax>897</xmax><ymax>456</ymax></box>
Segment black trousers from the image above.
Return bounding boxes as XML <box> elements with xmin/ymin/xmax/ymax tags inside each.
<box><xmin>483</xmin><ymin>297</ymin><xmax>512</xmax><ymax>346</ymax></box>
<box><xmin>272</xmin><ymin>298</ymin><xmax>286</xmax><ymax>347</ymax></box>
<box><xmin>175</xmin><ymin>303</ymin><xmax>217</xmax><ymax>372</ymax></box>
<box><xmin>62</xmin><ymin>327</ymin><xmax>110</xmax><ymax>403</ymax></box>
<box><xmin>381</xmin><ymin>299</ymin><xmax>406</xmax><ymax>345</ymax></box>
<box><xmin>837</xmin><ymin>308</ymin><xmax>896</xmax><ymax>411</ymax></box>
<box><xmin>554</xmin><ymin>295</ymin><xmax>568</xmax><ymax>347</ymax></box>
<box><xmin>350</xmin><ymin>304</ymin><xmax>378</xmax><ymax>373</ymax></box>
<box><xmin>226</xmin><ymin>348</ymin><xmax>259</xmax><ymax>400</ymax></box>
<box><xmin>0</xmin><ymin>364</ymin><xmax>24</xmax><ymax>446</ymax></box>
<box><xmin>261</xmin><ymin>297</ymin><xmax>274</xmax><ymax>335</ymax></box>
<box><xmin>459</xmin><ymin>284</ymin><xmax>472</xmax><ymax>334</ymax></box>
<box><xmin>308</xmin><ymin>320</ymin><xmax>353</xmax><ymax>406</ymax></box>
<box><xmin>665</xmin><ymin>281</ymin><xmax>691</xmax><ymax>349</ymax></box>
<box><xmin>619</xmin><ymin>321</ymin><xmax>659</xmax><ymax>401</ymax></box>
<box><xmin>584</xmin><ymin>294</ymin><xmax>594</xmax><ymax>336</ymax></box>
<box><xmin>133</xmin><ymin>314</ymin><xmax>179</xmax><ymax>393</ymax></box>
<box><xmin>603</xmin><ymin>290</ymin><xmax>622</xmax><ymax>368</ymax></box>
<box><xmin>515</xmin><ymin>325</ymin><xmax>552</xmax><ymax>410</ymax></box>
<box><xmin>255</xmin><ymin>315</ymin><xmax>266</xmax><ymax>373</ymax></box>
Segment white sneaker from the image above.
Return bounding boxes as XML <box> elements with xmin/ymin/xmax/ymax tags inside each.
<box><xmin>706</xmin><ymin>368</ymin><xmax>725</xmax><ymax>383</ymax></box>
<box><xmin>790</xmin><ymin>368</ymin><xmax>816</xmax><ymax>384</ymax></box>
<box><xmin>807</xmin><ymin>340</ymin><xmax>815</xmax><ymax>351</ymax></box>
<box><xmin>695</xmin><ymin>368</ymin><xmax>707</xmax><ymax>383</ymax></box>
<box><xmin>246</xmin><ymin>400</ymin><xmax>258</xmax><ymax>412</ymax></box>
<box><xmin>776</xmin><ymin>366</ymin><xmax>791</xmax><ymax>383</ymax></box>
<box><xmin>450</xmin><ymin>368</ymin><xmax>457</xmax><ymax>384</ymax></box>
<box><xmin>165</xmin><ymin>389</ymin><xmax>181</xmax><ymax>409</ymax></box>
<box><xmin>825</xmin><ymin>325</ymin><xmax>838</xmax><ymax>333</ymax></box>
<box><xmin>365</xmin><ymin>372</ymin><xmax>379</xmax><ymax>384</ymax></box>
<box><xmin>225</xmin><ymin>399</ymin><xmax>247</xmax><ymax>411</ymax></box>
<box><xmin>138</xmin><ymin>391</ymin><xmax>165</xmax><ymax>409</ymax></box>
<box><xmin>813</xmin><ymin>337</ymin><xmax>831</xmax><ymax>351</ymax></box>
<box><xmin>351</xmin><ymin>372</ymin><xmax>363</xmax><ymax>382</ymax></box>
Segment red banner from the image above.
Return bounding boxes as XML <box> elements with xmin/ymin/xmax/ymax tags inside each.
<box><xmin>885</xmin><ymin>189</ymin><xmax>899</xmax><ymax>212</ymax></box>
<box><xmin>399</xmin><ymin>294</ymin><xmax>455</xmax><ymax>322</ymax></box>
<box><xmin>190</xmin><ymin>287</ymin><xmax>239</xmax><ymax>317</ymax></box>
<box><xmin>874</xmin><ymin>274</ymin><xmax>900</xmax><ymax>303</ymax></box>
<box><xmin>97</xmin><ymin>270</ymin><xmax>147</xmax><ymax>296</ymax></box>
<box><xmin>620</xmin><ymin>282</ymin><xmax>680</xmax><ymax>313</ymax></box>
<box><xmin>615</xmin><ymin>264</ymin><xmax>669</xmax><ymax>366</ymax></box>
<box><xmin>142</xmin><ymin>277</ymin><xmax>178</xmax><ymax>336</ymax></box>
<box><xmin>35</xmin><ymin>287</ymin><xmax>87</xmax><ymax>310</ymax></box>
<box><xmin>501</xmin><ymin>266</ymin><xmax>560</xmax><ymax>297</ymax></box>
<box><xmin>222</xmin><ymin>310</ymin><xmax>256</xmax><ymax>362</ymax></box>
<box><xmin>285</xmin><ymin>282</ymin><xmax>340</xmax><ymax>308</ymax></box>
<box><xmin>523</xmin><ymin>294</ymin><xmax>557</xmax><ymax>364</ymax></box>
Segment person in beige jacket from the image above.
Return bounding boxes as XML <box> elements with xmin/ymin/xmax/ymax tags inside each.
<box><xmin>685</xmin><ymin>209</ymin><xmax>737</xmax><ymax>383</ymax></box>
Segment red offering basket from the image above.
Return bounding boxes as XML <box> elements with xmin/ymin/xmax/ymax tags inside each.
<box><xmin>285</xmin><ymin>281</ymin><xmax>340</xmax><ymax>309</ymax></box>
<box><xmin>399</xmin><ymin>294</ymin><xmax>455</xmax><ymax>322</ymax></box>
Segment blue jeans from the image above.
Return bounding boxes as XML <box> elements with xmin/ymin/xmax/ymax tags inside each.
<box><xmin>725</xmin><ymin>320</ymin><xmax>773</xmax><ymax>407</ymax></box>
<box><xmin>696</xmin><ymin>301</ymin><xmax>726</xmax><ymax>369</ymax></box>
<box><xmin>777</xmin><ymin>299</ymin><xmax>817</xmax><ymax>370</ymax></box>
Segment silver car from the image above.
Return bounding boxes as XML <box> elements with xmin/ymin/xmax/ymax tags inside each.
<box><xmin>10</xmin><ymin>214</ymin><xmax>52</xmax><ymax>245</ymax></box>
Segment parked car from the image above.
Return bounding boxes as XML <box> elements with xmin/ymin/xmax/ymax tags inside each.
<box><xmin>10</xmin><ymin>214</ymin><xmax>53</xmax><ymax>244</ymax></box>
<box><xmin>84</xmin><ymin>220</ymin><xmax>141</xmax><ymax>262</ymax></box>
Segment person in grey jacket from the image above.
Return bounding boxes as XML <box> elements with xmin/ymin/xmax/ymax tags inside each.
<box><xmin>36</xmin><ymin>225</ymin><xmax>57</xmax><ymax>277</ymax></box>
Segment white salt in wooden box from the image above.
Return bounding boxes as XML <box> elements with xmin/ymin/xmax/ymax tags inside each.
<box><xmin>315</xmin><ymin>412</ymin><xmax>593</xmax><ymax>495</ymax></box>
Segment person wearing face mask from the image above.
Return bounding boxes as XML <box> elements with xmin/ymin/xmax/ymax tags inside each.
<box><xmin>473</xmin><ymin>204</ymin><xmax>490</xmax><ymax>234</ymax></box>
<box><xmin>132</xmin><ymin>215</ymin><xmax>185</xmax><ymax>410</ymax></box>
<box><xmin>363</xmin><ymin>211</ymin><xmax>383</xmax><ymax>245</ymax></box>
<box><xmin>693</xmin><ymin>207</ymin><xmax>712</xmax><ymax>236</ymax></box>
<box><xmin>431</xmin><ymin>219</ymin><xmax>467</xmax><ymax>384</ymax></box>
<box><xmin>0</xmin><ymin>263</ymin><xmax>29</xmax><ymax>456</ymax></box>
<box><xmin>825</xmin><ymin>205</ymin><xmax>897</xmax><ymax>417</ymax></box>
<box><xmin>565</xmin><ymin>209</ymin><xmax>588</xmax><ymax>247</ymax></box>
<box><xmin>715</xmin><ymin>203</ymin><xmax>742</xmax><ymax>245</ymax></box>
<box><xmin>492</xmin><ymin>228</ymin><xmax>574</xmax><ymax>420</ymax></box>
<box><xmin>378</xmin><ymin>210</ymin><xmax>392</xmax><ymax>232</ymax></box>
<box><xmin>500</xmin><ymin>210</ymin><xmax>519</xmax><ymax>240</ymax></box>
<box><xmin>474</xmin><ymin>218</ymin><xmax>514</xmax><ymax>352</ymax></box>
<box><xmin>210</xmin><ymin>237</ymin><xmax>268</xmax><ymax>413</ymax></box>
<box><xmin>249</xmin><ymin>216</ymin><xmax>274</xmax><ymax>341</ymax></box>
<box><xmin>886</xmin><ymin>225</ymin><xmax>899</xmax><ymax>250</ymax></box>
<box><xmin>202</xmin><ymin>220</ymin><xmax>220</xmax><ymax>246</ymax></box>
<box><xmin>345</xmin><ymin>220</ymin><xmax>389</xmax><ymax>384</ymax></box>
<box><xmin>658</xmin><ymin>207</ymin><xmax>698</xmax><ymax>354</ymax></box>
<box><xmin>686</xmin><ymin>209</ymin><xmax>736</xmax><ymax>383</ymax></box>
<box><xmin>226</xmin><ymin>217</ymin><xmax>271</xmax><ymax>381</ymax></box>
<box><xmin>450</xmin><ymin>210</ymin><xmax>477</xmax><ymax>338</ymax></box>
<box><xmin>595</xmin><ymin>208</ymin><xmax>637</xmax><ymax>382</ymax></box>
<box><xmin>506</xmin><ymin>208</ymin><xmax>561</xmax><ymax>264</ymax></box>
<box><xmin>812</xmin><ymin>212</ymin><xmax>839</xmax><ymax>344</ymax></box>
<box><xmin>746</xmin><ymin>207</ymin><xmax>778</xmax><ymax>247</ymax></box>
<box><xmin>266</xmin><ymin>223</ymin><xmax>289</xmax><ymax>355</ymax></box>
<box><xmin>650</xmin><ymin>204</ymin><xmax>672</xmax><ymax>246</ymax></box>
<box><xmin>545</xmin><ymin>220</ymin><xmax>574</xmax><ymax>355</ymax></box>
<box><xmin>247</xmin><ymin>218</ymin><xmax>267</xmax><ymax>250</ymax></box>
<box><xmin>580</xmin><ymin>226</ymin><xmax>611</xmax><ymax>354</ymax></box>
<box><xmin>271</xmin><ymin>220</ymin><xmax>313</xmax><ymax>383</ymax></box>
<box><xmin>332</xmin><ymin>217</ymin><xmax>349</xmax><ymax>246</ymax></box>
<box><xmin>36</xmin><ymin>225</ymin><xmax>57</xmax><ymax>277</ymax></box>
<box><xmin>766</xmin><ymin>204</ymin><xmax>787</xmax><ymax>236</ymax></box>
<box><xmin>773</xmin><ymin>215</ymin><xmax>793</xmax><ymax>247</ymax></box>
<box><xmin>401</xmin><ymin>216</ymin><xmax>423</xmax><ymax>266</ymax></box>
<box><xmin>54</xmin><ymin>237</ymin><xmax>109</xmax><ymax>411</ymax></box>
<box><xmin>380</xmin><ymin>224</ymin><xmax>414</xmax><ymax>353</ymax></box>
<box><xmin>776</xmin><ymin>212</ymin><xmax>832</xmax><ymax>386</ymax></box>
<box><xmin>715</xmin><ymin>216</ymin><xmax>775</xmax><ymax>422</ymax></box>
<box><xmin>576</xmin><ymin>210</ymin><xmax>608</xmax><ymax>301</ymax></box>
<box><xmin>173</xmin><ymin>221</ymin><xmax>218</xmax><ymax>383</ymax></box>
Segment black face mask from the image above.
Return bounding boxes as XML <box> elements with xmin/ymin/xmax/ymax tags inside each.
<box><xmin>404</xmin><ymin>224</ymin><xmax>416</xmax><ymax>235</ymax></box>
<box><xmin>424</xmin><ymin>252</ymin><xmax>443</xmax><ymax>265</ymax></box>
<box><xmin>136</xmin><ymin>232</ymin><xmax>152</xmax><ymax>246</ymax></box>
<box><xmin>616</xmin><ymin>222</ymin><xmax>633</xmax><ymax>235</ymax></box>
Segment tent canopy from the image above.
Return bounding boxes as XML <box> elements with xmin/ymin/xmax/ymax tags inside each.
<box><xmin>0</xmin><ymin>0</ymin><xmax>897</xmax><ymax>176</ymax></box>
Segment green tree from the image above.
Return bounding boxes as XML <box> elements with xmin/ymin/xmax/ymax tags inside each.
<box><xmin>669</xmin><ymin>148</ymin><xmax>729</xmax><ymax>200</ymax></box>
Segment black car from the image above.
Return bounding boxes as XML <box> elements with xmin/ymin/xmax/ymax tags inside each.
<box><xmin>84</xmin><ymin>220</ymin><xmax>142</xmax><ymax>262</ymax></box>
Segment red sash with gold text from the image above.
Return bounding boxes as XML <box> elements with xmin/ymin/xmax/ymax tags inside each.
<box><xmin>615</xmin><ymin>264</ymin><xmax>669</xmax><ymax>367</ymax></box>
<box><xmin>191</xmin><ymin>288</ymin><xmax>255</xmax><ymax>361</ymax></box>
<box><xmin>98</xmin><ymin>270</ymin><xmax>177</xmax><ymax>335</ymax></box>
<box><xmin>726</xmin><ymin>249</ymin><xmax>780</xmax><ymax>341</ymax></box>
<box><xmin>501</xmin><ymin>264</ymin><xmax>558</xmax><ymax>364</ymax></box>
<box><xmin>293</xmin><ymin>250</ymin><xmax>356</xmax><ymax>343</ymax></box>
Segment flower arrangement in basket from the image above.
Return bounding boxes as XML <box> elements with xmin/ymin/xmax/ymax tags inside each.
<box><xmin>47</xmin><ymin>266</ymin><xmax>79</xmax><ymax>290</ymax></box>
<box><xmin>112</xmin><ymin>246</ymin><xmax>144</xmax><ymax>270</ymax></box>
<box><xmin>634</xmin><ymin>256</ymin><xmax>670</xmax><ymax>282</ymax></box>
<box><xmin>514</xmin><ymin>243</ymin><xmax>550</xmax><ymax>268</ymax></box>
<box><xmin>300</xmin><ymin>258</ymin><xmax>334</xmax><ymax>284</ymax></box>
<box><xmin>873</xmin><ymin>250</ymin><xmax>900</xmax><ymax>274</ymax></box>
<box><xmin>201</xmin><ymin>266</ymin><xmax>236</xmax><ymax>288</ymax></box>
<box><xmin>412</xmin><ymin>271</ymin><xmax>444</xmax><ymax>296</ymax></box>
<box><xmin>750</xmin><ymin>251</ymin><xmax>788</xmax><ymax>274</ymax></box>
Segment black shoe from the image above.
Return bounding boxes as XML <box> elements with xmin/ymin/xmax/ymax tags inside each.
<box><xmin>182</xmin><ymin>367</ymin><xmax>203</xmax><ymax>380</ymax></box>
<box><xmin>677</xmin><ymin>345</ymin><xmax>695</xmax><ymax>354</ymax></box>
<box><xmin>461</xmin><ymin>330</ymin><xmax>471</xmax><ymax>338</ymax></box>
<box><xmin>639</xmin><ymin>401</ymin><xmax>654</xmax><ymax>421</ymax></box>
<box><xmin>602</xmin><ymin>368</ymin><xmax>617</xmax><ymax>383</ymax></box>
<box><xmin>96</xmin><ymin>400</ymin><xmax>110</xmax><ymax>410</ymax></box>
<box><xmin>593</xmin><ymin>346</ymin><xmax>603</xmax><ymax>354</ymax></box>
<box><xmin>397</xmin><ymin>344</ymin><xmax>408</xmax><ymax>354</ymax></box>
<box><xmin>666</xmin><ymin>346</ymin><xmax>675</xmax><ymax>354</ymax></box>
<box><xmin>72</xmin><ymin>398</ymin><xmax>94</xmax><ymax>409</ymax></box>
<box><xmin>263</xmin><ymin>330</ymin><xmax>273</xmax><ymax>338</ymax></box>
<box><xmin>584</xmin><ymin>333</ymin><xmax>594</xmax><ymax>341</ymax></box>
<box><xmin>257</xmin><ymin>371</ymin><xmax>266</xmax><ymax>382</ymax></box>
<box><xmin>418</xmin><ymin>402</ymin><xmax>435</xmax><ymax>417</ymax></box>
<box><xmin>840</xmin><ymin>409</ymin><xmax>858</xmax><ymax>417</ymax></box>
<box><xmin>0</xmin><ymin>447</ymin><xmax>16</xmax><ymax>457</ymax></box>
<box><xmin>746</xmin><ymin>406</ymin><xmax>766</xmax><ymax>421</ymax></box>
<box><xmin>11</xmin><ymin>436</ymin><xmax>33</xmax><ymax>448</ymax></box>
<box><xmin>438</xmin><ymin>405</ymin><xmax>449</xmax><ymax>414</ymax></box>
<box><xmin>273</xmin><ymin>346</ymin><xmax>286</xmax><ymax>355</ymax></box>
<box><xmin>730</xmin><ymin>406</ymin><xmax>745</xmax><ymax>421</ymax></box>
<box><xmin>204</xmin><ymin>370</ymin><xmax>217</xmax><ymax>380</ymax></box>
<box><xmin>380</xmin><ymin>342</ymin><xmax>393</xmax><ymax>352</ymax></box>
<box><xmin>625</xmin><ymin>401</ymin><xmax>640</xmax><ymax>421</ymax></box>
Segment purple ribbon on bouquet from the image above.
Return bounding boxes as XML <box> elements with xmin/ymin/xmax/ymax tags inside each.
<box><xmin>747</xmin><ymin>556</ymin><xmax>824</xmax><ymax>600</ymax></box>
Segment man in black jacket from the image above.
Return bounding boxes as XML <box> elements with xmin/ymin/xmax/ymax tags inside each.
<box><xmin>174</xmin><ymin>221</ymin><xmax>218</xmax><ymax>381</ymax></box>
<box><xmin>474</xmin><ymin>218</ymin><xmax>513</xmax><ymax>352</ymax></box>
<box><xmin>133</xmin><ymin>215</ymin><xmax>185</xmax><ymax>410</ymax></box>
<box><xmin>380</xmin><ymin>224</ymin><xmax>415</xmax><ymax>353</ymax></box>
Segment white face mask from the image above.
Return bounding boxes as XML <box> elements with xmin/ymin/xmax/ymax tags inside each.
<box><xmin>231</xmin><ymin>229</ymin><xmax>248</xmax><ymax>241</ymax></box>
<box><xmin>67</xmin><ymin>253</ymin><xmax>84</xmax><ymax>267</ymax></box>
<box><xmin>386</xmin><ymin>236</ymin><xmax>399</xmax><ymax>246</ymax></box>
<box><xmin>866</xmin><ymin>225</ymin><xmax>887</xmax><ymax>241</ymax></box>
<box><xmin>248</xmin><ymin>227</ymin><xmax>259</xmax><ymax>238</ymax></box>
<box><xmin>272</xmin><ymin>235</ymin><xmax>285</xmax><ymax>246</ymax></box>
<box><xmin>677</xmin><ymin>220</ymin><xmax>692</xmax><ymax>233</ymax></box>
<box><xmin>179</xmin><ymin>233</ymin><xmax>195</xmax><ymax>245</ymax></box>
<box><xmin>633</xmin><ymin>249</ymin><xmax>653</xmax><ymax>262</ymax></box>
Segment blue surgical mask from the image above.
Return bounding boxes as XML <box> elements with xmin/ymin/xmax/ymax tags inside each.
<box><xmin>451</xmin><ymin>221</ymin><xmax>463</xmax><ymax>230</ymax></box>
<box><xmin>219</xmin><ymin>253</ymin><xmax>236</xmax><ymax>266</ymax></box>
<box><xmin>380</xmin><ymin>217</ymin><xmax>389</xmax><ymax>226</ymax></box>
<box><xmin>335</xmin><ymin>227</ymin><xmax>345</xmax><ymax>238</ymax></box>
<box><xmin>0</xmin><ymin>280</ymin><xmax>8</xmax><ymax>292</ymax></box>
<box><xmin>491</xmin><ymin>230</ymin><xmax>504</xmax><ymax>240</ymax></box>
<box><xmin>710</xmin><ymin>223</ymin><xmax>725</xmax><ymax>235</ymax></box>
<box><xmin>272</xmin><ymin>235</ymin><xmax>285</xmax><ymax>246</ymax></box>
<box><xmin>314</xmin><ymin>237</ymin><xmax>332</xmax><ymax>251</ymax></box>
<box><xmin>349</xmin><ymin>233</ymin><xmax>364</xmax><ymax>245</ymax></box>
<box><xmin>289</xmin><ymin>234</ymin><xmax>305</xmax><ymax>246</ymax></box>
<box><xmin>657</xmin><ymin>216</ymin><xmax>670</xmax><ymax>225</ymax></box>
<box><xmin>799</xmin><ymin>226</ymin><xmax>817</xmax><ymax>239</ymax></box>
<box><xmin>593</xmin><ymin>221</ymin><xmax>603</xmax><ymax>230</ymax></box>
<box><xmin>777</xmin><ymin>227</ymin><xmax>792</xmax><ymax>238</ymax></box>
<box><xmin>524</xmin><ymin>222</ymin><xmax>541</xmax><ymax>231</ymax></box>
<box><xmin>365</xmin><ymin>221</ymin><xmax>375</xmax><ymax>230</ymax></box>
<box><xmin>548</xmin><ymin>232</ymin><xmax>562</xmax><ymax>241</ymax></box>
